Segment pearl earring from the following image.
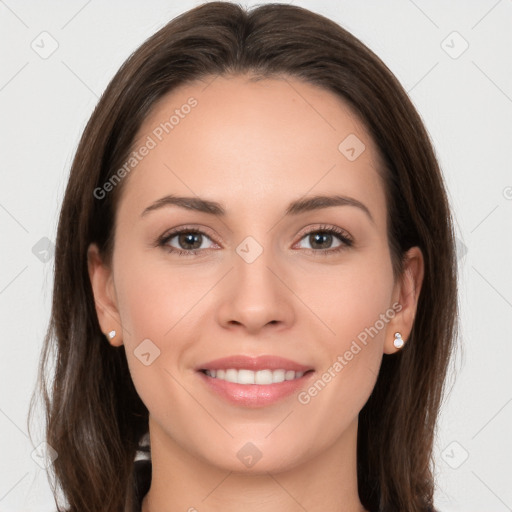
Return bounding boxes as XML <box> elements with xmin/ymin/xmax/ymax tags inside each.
<box><xmin>107</xmin><ymin>330</ymin><xmax>116</xmax><ymax>340</ymax></box>
<box><xmin>393</xmin><ymin>332</ymin><xmax>404</xmax><ymax>349</ymax></box>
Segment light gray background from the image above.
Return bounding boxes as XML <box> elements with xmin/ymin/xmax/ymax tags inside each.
<box><xmin>1</xmin><ymin>1</ymin><xmax>511</xmax><ymax>511</ymax></box>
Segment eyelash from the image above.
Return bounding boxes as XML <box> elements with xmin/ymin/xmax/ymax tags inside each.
<box><xmin>156</xmin><ymin>224</ymin><xmax>353</xmax><ymax>257</ymax></box>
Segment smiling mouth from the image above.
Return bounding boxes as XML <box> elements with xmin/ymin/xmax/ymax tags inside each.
<box><xmin>199</xmin><ymin>368</ymin><xmax>314</xmax><ymax>385</ymax></box>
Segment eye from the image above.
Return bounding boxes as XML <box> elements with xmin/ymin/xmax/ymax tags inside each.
<box><xmin>156</xmin><ymin>224</ymin><xmax>353</xmax><ymax>257</ymax></box>
<box><xmin>295</xmin><ymin>225</ymin><xmax>353</xmax><ymax>255</ymax></box>
<box><xmin>157</xmin><ymin>227</ymin><xmax>218</xmax><ymax>256</ymax></box>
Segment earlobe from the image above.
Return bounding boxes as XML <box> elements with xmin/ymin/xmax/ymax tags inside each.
<box><xmin>384</xmin><ymin>246</ymin><xmax>424</xmax><ymax>354</ymax></box>
<box><xmin>87</xmin><ymin>243</ymin><xmax>123</xmax><ymax>346</ymax></box>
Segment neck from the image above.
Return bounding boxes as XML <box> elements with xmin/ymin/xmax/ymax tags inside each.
<box><xmin>141</xmin><ymin>417</ymin><xmax>367</xmax><ymax>512</ymax></box>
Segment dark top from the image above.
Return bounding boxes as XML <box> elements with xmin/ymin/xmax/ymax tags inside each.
<box><xmin>133</xmin><ymin>458</ymin><xmax>152</xmax><ymax>512</ymax></box>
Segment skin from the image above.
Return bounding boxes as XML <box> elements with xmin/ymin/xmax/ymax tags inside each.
<box><xmin>88</xmin><ymin>74</ymin><xmax>424</xmax><ymax>512</ymax></box>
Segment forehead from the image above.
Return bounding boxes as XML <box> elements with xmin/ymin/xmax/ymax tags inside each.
<box><xmin>117</xmin><ymin>74</ymin><xmax>386</xmax><ymax>223</ymax></box>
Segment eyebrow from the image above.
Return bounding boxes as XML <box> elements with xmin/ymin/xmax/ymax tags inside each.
<box><xmin>140</xmin><ymin>194</ymin><xmax>374</xmax><ymax>223</ymax></box>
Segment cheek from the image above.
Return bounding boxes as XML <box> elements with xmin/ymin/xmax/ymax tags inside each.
<box><xmin>299</xmin><ymin>251</ymin><xmax>395</xmax><ymax>350</ymax></box>
<box><xmin>112</xmin><ymin>253</ymin><xmax>217</xmax><ymax>396</ymax></box>
<box><xmin>296</xmin><ymin>250</ymin><xmax>395</xmax><ymax>410</ymax></box>
<box><xmin>113</xmin><ymin>252</ymin><xmax>207</xmax><ymax>342</ymax></box>
<box><xmin>112</xmin><ymin>256</ymin><xmax>199</xmax><ymax>419</ymax></box>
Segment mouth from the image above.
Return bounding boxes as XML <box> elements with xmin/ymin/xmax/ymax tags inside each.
<box><xmin>196</xmin><ymin>355</ymin><xmax>315</xmax><ymax>407</ymax></box>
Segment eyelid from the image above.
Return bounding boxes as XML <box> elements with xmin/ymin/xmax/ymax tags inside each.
<box><xmin>157</xmin><ymin>224</ymin><xmax>223</xmax><ymax>246</ymax></box>
<box><xmin>295</xmin><ymin>223</ymin><xmax>353</xmax><ymax>243</ymax></box>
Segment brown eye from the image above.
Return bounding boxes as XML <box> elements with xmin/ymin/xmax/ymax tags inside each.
<box><xmin>307</xmin><ymin>232</ymin><xmax>337</xmax><ymax>250</ymax></box>
<box><xmin>158</xmin><ymin>228</ymin><xmax>217</xmax><ymax>255</ymax></box>
<box><xmin>175</xmin><ymin>232</ymin><xmax>204</xmax><ymax>250</ymax></box>
<box><xmin>295</xmin><ymin>226</ymin><xmax>353</xmax><ymax>255</ymax></box>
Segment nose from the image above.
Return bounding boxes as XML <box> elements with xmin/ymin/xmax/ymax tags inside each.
<box><xmin>215</xmin><ymin>243</ymin><xmax>296</xmax><ymax>335</ymax></box>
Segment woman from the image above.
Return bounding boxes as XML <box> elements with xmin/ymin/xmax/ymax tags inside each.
<box><xmin>30</xmin><ymin>2</ymin><xmax>458</xmax><ymax>511</ymax></box>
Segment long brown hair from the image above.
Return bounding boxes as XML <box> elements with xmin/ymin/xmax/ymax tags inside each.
<box><xmin>29</xmin><ymin>2</ymin><xmax>458</xmax><ymax>511</ymax></box>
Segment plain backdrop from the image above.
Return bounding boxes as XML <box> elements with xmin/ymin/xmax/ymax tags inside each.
<box><xmin>1</xmin><ymin>1</ymin><xmax>511</xmax><ymax>511</ymax></box>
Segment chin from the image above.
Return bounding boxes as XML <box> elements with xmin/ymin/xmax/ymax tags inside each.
<box><xmin>197</xmin><ymin>440</ymin><xmax>308</xmax><ymax>475</ymax></box>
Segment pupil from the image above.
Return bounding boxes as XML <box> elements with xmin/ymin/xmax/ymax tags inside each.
<box><xmin>180</xmin><ymin>232</ymin><xmax>201</xmax><ymax>249</ymax></box>
<box><xmin>311</xmin><ymin>232</ymin><xmax>332</xmax><ymax>249</ymax></box>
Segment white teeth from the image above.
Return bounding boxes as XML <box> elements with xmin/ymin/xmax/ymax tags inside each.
<box><xmin>238</xmin><ymin>369</ymin><xmax>255</xmax><ymax>384</ymax></box>
<box><xmin>225</xmin><ymin>369</ymin><xmax>238</xmax><ymax>383</ymax></box>
<box><xmin>273</xmin><ymin>369</ymin><xmax>285</xmax><ymax>383</ymax></box>
<box><xmin>285</xmin><ymin>370</ymin><xmax>295</xmax><ymax>380</ymax></box>
<box><xmin>204</xmin><ymin>368</ymin><xmax>306</xmax><ymax>384</ymax></box>
<box><xmin>255</xmin><ymin>369</ymin><xmax>272</xmax><ymax>384</ymax></box>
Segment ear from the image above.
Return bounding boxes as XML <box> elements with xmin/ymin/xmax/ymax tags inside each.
<box><xmin>384</xmin><ymin>246</ymin><xmax>424</xmax><ymax>354</ymax></box>
<box><xmin>87</xmin><ymin>243</ymin><xmax>123</xmax><ymax>347</ymax></box>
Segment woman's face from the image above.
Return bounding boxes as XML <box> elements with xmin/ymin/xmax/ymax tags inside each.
<box><xmin>89</xmin><ymin>74</ymin><xmax>422</xmax><ymax>473</ymax></box>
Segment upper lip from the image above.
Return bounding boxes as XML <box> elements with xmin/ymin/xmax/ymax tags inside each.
<box><xmin>197</xmin><ymin>355</ymin><xmax>314</xmax><ymax>372</ymax></box>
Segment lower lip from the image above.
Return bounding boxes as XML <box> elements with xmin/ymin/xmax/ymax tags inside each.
<box><xmin>197</xmin><ymin>371</ymin><xmax>314</xmax><ymax>408</ymax></box>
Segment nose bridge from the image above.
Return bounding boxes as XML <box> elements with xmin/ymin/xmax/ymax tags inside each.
<box><xmin>215</xmin><ymin>234</ymin><xmax>295</xmax><ymax>332</ymax></box>
<box><xmin>235</xmin><ymin>235</ymin><xmax>276</xmax><ymax>292</ymax></box>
